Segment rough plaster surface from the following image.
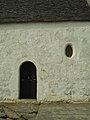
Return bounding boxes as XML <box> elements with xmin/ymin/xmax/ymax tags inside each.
<box><xmin>0</xmin><ymin>22</ymin><xmax>90</xmax><ymax>102</ymax></box>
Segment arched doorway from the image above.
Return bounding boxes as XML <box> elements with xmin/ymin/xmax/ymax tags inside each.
<box><xmin>19</xmin><ymin>61</ymin><xmax>37</xmax><ymax>99</ymax></box>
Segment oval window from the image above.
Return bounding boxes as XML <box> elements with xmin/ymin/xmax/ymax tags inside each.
<box><xmin>65</xmin><ymin>44</ymin><xmax>73</xmax><ymax>58</ymax></box>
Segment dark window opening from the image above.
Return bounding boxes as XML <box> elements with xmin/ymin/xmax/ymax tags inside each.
<box><xmin>65</xmin><ymin>44</ymin><xmax>73</xmax><ymax>58</ymax></box>
<box><xmin>19</xmin><ymin>61</ymin><xmax>37</xmax><ymax>99</ymax></box>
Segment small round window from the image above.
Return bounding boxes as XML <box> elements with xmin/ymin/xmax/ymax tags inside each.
<box><xmin>65</xmin><ymin>44</ymin><xmax>73</xmax><ymax>58</ymax></box>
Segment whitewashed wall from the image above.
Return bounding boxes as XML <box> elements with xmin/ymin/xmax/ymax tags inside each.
<box><xmin>0</xmin><ymin>22</ymin><xmax>90</xmax><ymax>102</ymax></box>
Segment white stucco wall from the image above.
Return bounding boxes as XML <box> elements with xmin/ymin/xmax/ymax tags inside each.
<box><xmin>0</xmin><ymin>22</ymin><xmax>90</xmax><ymax>102</ymax></box>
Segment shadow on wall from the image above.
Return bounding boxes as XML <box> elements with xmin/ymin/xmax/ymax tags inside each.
<box><xmin>19</xmin><ymin>61</ymin><xmax>37</xmax><ymax>99</ymax></box>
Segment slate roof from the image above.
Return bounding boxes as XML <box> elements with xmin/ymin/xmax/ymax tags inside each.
<box><xmin>0</xmin><ymin>0</ymin><xmax>90</xmax><ymax>23</ymax></box>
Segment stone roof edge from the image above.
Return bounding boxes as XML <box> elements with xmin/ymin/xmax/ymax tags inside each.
<box><xmin>0</xmin><ymin>0</ymin><xmax>90</xmax><ymax>23</ymax></box>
